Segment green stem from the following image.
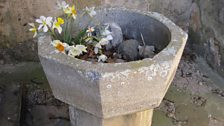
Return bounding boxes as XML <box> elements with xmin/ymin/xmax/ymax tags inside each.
<box><xmin>47</xmin><ymin>26</ymin><xmax>58</xmax><ymax>40</ymax></box>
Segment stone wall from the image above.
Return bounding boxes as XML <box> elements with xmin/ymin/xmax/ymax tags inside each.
<box><xmin>0</xmin><ymin>0</ymin><xmax>224</xmax><ymax>77</ymax></box>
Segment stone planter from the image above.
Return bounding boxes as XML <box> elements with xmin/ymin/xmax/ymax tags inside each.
<box><xmin>38</xmin><ymin>8</ymin><xmax>188</xmax><ymax>126</ymax></box>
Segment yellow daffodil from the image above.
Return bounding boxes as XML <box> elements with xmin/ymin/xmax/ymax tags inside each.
<box><xmin>28</xmin><ymin>23</ymin><xmax>37</xmax><ymax>38</ymax></box>
<box><xmin>53</xmin><ymin>17</ymin><xmax>64</xmax><ymax>34</ymax></box>
<box><xmin>51</xmin><ymin>40</ymin><xmax>68</xmax><ymax>53</ymax></box>
<box><xmin>64</xmin><ymin>5</ymin><xmax>77</xmax><ymax>20</ymax></box>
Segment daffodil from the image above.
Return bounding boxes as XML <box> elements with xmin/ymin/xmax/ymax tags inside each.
<box><xmin>86</xmin><ymin>26</ymin><xmax>95</xmax><ymax>36</ymax></box>
<box><xmin>64</xmin><ymin>5</ymin><xmax>77</xmax><ymax>20</ymax></box>
<box><xmin>101</xmin><ymin>29</ymin><xmax>111</xmax><ymax>36</ymax></box>
<box><xmin>51</xmin><ymin>40</ymin><xmax>69</xmax><ymax>53</ymax></box>
<box><xmin>53</xmin><ymin>17</ymin><xmax>64</xmax><ymax>34</ymax></box>
<box><xmin>94</xmin><ymin>38</ymin><xmax>110</xmax><ymax>54</ymax></box>
<box><xmin>94</xmin><ymin>43</ymin><xmax>101</xmax><ymax>54</ymax></box>
<box><xmin>68</xmin><ymin>45</ymin><xmax>87</xmax><ymax>57</ymax></box>
<box><xmin>56</xmin><ymin>0</ymin><xmax>69</xmax><ymax>10</ymax></box>
<box><xmin>76</xmin><ymin>45</ymin><xmax>87</xmax><ymax>53</ymax></box>
<box><xmin>28</xmin><ymin>23</ymin><xmax>37</xmax><ymax>38</ymax></box>
<box><xmin>98</xmin><ymin>54</ymin><xmax>107</xmax><ymax>62</ymax></box>
<box><xmin>85</xmin><ymin>7</ymin><xmax>96</xmax><ymax>17</ymax></box>
<box><xmin>36</xmin><ymin>16</ymin><xmax>53</xmax><ymax>32</ymax></box>
<box><xmin>101</xmin><ymin>24</ymin><xmax>113</xmax><ymax>40</ymax></box>
<box><xmin>99</xmin><ymin>38</ymin><xmax>110</xmax><ymax>45</ymax></box>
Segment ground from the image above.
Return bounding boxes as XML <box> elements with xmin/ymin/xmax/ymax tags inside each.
<box><xmin>0</xmin><ymin>50</ymin><xmax>224</xmax><ymax>126</ymax></box>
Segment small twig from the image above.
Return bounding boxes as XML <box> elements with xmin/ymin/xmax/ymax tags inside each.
<box><xmin>140</xmin><ymin>32</ymin><xmax>146</xmax><ymax>46</ymax></box>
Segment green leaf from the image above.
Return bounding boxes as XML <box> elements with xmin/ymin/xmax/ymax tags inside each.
<box><xmin>73</xmin><ymin>28</ymin><xmax>87</xmax><ymax>44</ymax></box>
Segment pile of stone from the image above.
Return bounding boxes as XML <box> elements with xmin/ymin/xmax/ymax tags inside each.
<box><xmin>104</xmin><ymin>22</ymin><xmax>156</xmax><ymax>62</ymax></box>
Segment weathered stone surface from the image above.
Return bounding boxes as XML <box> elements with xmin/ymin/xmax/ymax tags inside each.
<box><xmin>0</xmin><ymin>83</ymin><xmax>22</xmax><ymax>126</ymax></box>
<box><xmin>38</xmin><ymin>8</ymin><xmax>187</xmax><ymax>118</ymax></box>
<box><xmin>69</xmin><ymin>106</ymin><xmax>153</xmax><ymax>126</ymax></box>
<box><xmin>118</xmin><ymin>39</ymin><xmax>139</xmax><ymax>61</ymax></box>
<box><xmin>30</xmin><ymin>105</ymin><xmax>69</xmax><ymax>126</ymax></box>
<box><xmin>0</xmin><ymin>0</ymin><xmax>223</xmax><ymax>81</ymax></box>
<box><xmin>184</xmin><ymin>0</ymin><xmax>224</xmax><ymax>78</ymax></box>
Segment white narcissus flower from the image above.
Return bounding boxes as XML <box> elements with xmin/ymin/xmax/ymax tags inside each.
<box><xmin>28</xmin><ymin>23</ymin><xmax>37</xmax><ymax>38</ymax></box>
<box><xmin>36</xmin><ymin>16</ymin><xmax>53</xmax><ymax>32</ymax></box>
<box><xmin>98</xmin><ymin>54</ymin><xmax>107</xmax><ymax>62</ymax></box>
<box><xmin>101</xmin><ymin>29</ymin><xmax>111</xmax><ymax>36</ymax></box>
<box><xmin>53</xmin><ymin>17</ymin><xmax>64</xmax><ymax>34</ymax></box>
<box><xmin>85</xmin><ymin>7</ymin><xmax>96</xmax><ymax>17</ymax></box>
<box><xmin>94</xmin><ymin>47</ymin><xmax>99</xmax><ymax>54</ymax></box>
<box><xmin>94</xmin><ymin>38</ymin><xmax>110</xmax><ymax>54</ymax></box>
<box><xmin>75</xmin><ymin>45</ymin><xmax>87</xmax><ymax>53</ymax></box>
<box><xmin>99</xmin><ymin>38</ymin><xmax>109</xmax><ymax>45</ymax></box>
<box><xmin>51</xmin><ymin>40</ymin><xmax>69</xmax><ymax>53</ymax></box>
<box><xmin>68</xmin><ymin>45</ymin><xmax>87</xmax><ymax>57</ymax></box>
<box><xmin>56</xmin><ymin>0</ymin><xmax>69</xmax><ymax>10</ymax></box>
<box><xmin>94</xmin><ymin>43</ymin><xmax>101</xmax><ymax>54</ymax></box>
<box><xmin>68</xmin><ymin>46</ymin><xmax>80</xmax><ymax>57</ymax></box>
<box><xmin>86</xmin><ymin>26</ymin><xmax>95</xmax><ymax>36</ymax></box>
<box><xmin>101</xmin><ymin>24</ymin><xmax>113</xmax><ymax>41</ymax></box>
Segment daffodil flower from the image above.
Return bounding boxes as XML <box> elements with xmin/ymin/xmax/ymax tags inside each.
<box><xmin>76</xmin><ymin>45</ymin><xmax>87</xmax><ymax>53</ymax></box>
<box><xmin>94</xmin><ymin>43</ymin><xmax>101</xmax><ymax>54</ymax></box>
<box><xmin>94</xmin><ymin>38</ymin><xmax>110</xmax><ymax>54</ymax></box>
<box><xmin>36</xmin><ymin>16</ymin><xmax>53</xmax><ymax>32</ymax></box>
<box><xmin>85</xmin><ymin>7</ymin><xmax>96</xmax><ymax>17</ymax></box>
<box><xmin>64</xmin><ymin>5</ymin><xmax>77</xmax><ymax>20</ymax></box>
<box><xmin>68</xmin><ymin>45</ymin><xmax>87</xmax><ymax>57</ymax></box>
<box><xmin>101</xmin><ymin>24</ymin><xmax>113</xmax><ymax>40</ymax></box>
<box><xmin>101</xmin><ymin>29</ymin><xmax>111</xmax><ymax>36</ymax></box>
<box><xmin>56</xmin><ymin>0</ymin><xmax>69</xmax><ymax>10</ymax></box>
<box><xmin>99</xmin><ymin>38</ymin><xmax>110</xmax><ymax>45</ymax></box>
<box><xmin>53</xmin><ymin>17</ymin><xmax>64</xmax><ymax>34</ymax></box>
<box><xmin>51</xmin><ymin>40</ymin><xmax>69</xmax><ymax>53</ymax></box>
<box><xmin>98</xmin><ymin>54</ymin><xmax>107</xmax><ymax>62</ymax></box>
<box><xmin>28</xmin><ymin>23</ymin><xmax>37</xmax><ymax>38</ymax></box>
<box><xmin>86</xmin><ymin>26</ymin><xmax>95</xmax><ymax>36</ymax></box>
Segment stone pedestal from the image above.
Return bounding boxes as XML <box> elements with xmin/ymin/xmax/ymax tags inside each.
<box><xmin>38</xmin><ymin>8</ymin><xmax>188</xmax><ymax>126</ymax></box>
<box><xmin>69</xmin><ymin>106</ymin><xmax>153</xmax><ymax>126</ymax></box>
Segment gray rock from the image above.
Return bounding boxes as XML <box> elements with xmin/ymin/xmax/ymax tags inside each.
<box><xmin>115</xmin><ymin>59</ymin><xmax>125</xmax><ymax>63</ymax></box>
<box><xmin>138</xmin><ymin>45</ymin><xmax>155</xmax><ymax>58</ymax></box>
<box><xmin>0</xmin><ymin>60</ymin><xmax>4</xmax><ymax>65</ymax></box>
<box><xmin>118</xmin><ymin>39</ymin><xmax>140</xmax><ymax>61</ymax></box>
<box><xmin>105</xmin><ymin>23</ymin><xmax>123</xmax><ymax>50</ymax></box>
<box><xmin>219</xmin><ymin>8</ymin><xmax>224</xmax><ymax>24</ymax></box>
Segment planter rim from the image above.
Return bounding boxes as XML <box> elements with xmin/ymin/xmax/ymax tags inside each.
<box><xmin>38</xmin><ymin>7</ymin><xmax>188</xmax><ymax>73</ymax></box>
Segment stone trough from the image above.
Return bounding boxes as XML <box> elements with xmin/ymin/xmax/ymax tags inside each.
<box><xmin>38</xmin><ymin>8</ymin><xmax>188</xmax><ymax>126</ymax></box>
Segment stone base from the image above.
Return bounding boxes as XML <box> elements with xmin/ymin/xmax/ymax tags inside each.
<box><xmin>69</xmin><ymin>106</ymin><xmax>153</xmax><ymax>126</ymax></box>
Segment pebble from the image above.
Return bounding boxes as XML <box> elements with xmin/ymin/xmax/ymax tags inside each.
<box><xmin>0</xmin><ymin>60</ymin><xmax>4</xmax><ymax>65</ymax></box>
<box><xmin>138</xmin><ymin>45</ymin><xmax>155</xmax><ymax>58</ymax></box>
<box><xmin>115</xmin><ymin>59</ymin><xmax>125</xmax><ymax>63</ymax></box>
<box><xmin>117</xmin><ymin>39</ymin><xmax>140</xmax><ymax>61</ymax></box>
